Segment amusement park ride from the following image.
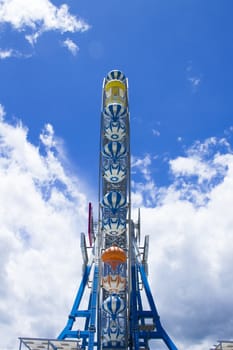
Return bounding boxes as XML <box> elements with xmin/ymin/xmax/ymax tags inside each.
<box><xmin>19</xmin><ymin>71</ymin><xmax>179</xmax><ymax>350</ymax></box>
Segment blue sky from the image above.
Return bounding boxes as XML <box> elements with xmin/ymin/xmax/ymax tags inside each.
<box><xmin>0</xmin><ymin>1</ymin><xmax>233</xmax><ymax>350</ymax></box>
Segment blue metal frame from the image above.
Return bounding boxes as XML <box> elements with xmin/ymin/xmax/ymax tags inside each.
<box><xmin>58</xmin><ymin>262</ymin><xmax>99</xmax><ymax>349</ymax></box>
<box><xmin>129</xmin><ymin>232</ymin><xmax>178</xmax><ymax>350</ymax></box>
<box><xmin>56</xmin><ymin>237</ymin><xmax>178</xmax><ymax>350</ymax></box>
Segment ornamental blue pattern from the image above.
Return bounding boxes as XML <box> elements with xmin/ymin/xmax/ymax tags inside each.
<box><xmin>106</xmin><ymin>70</ymin><xmax>126</xmax><ymax>83</ymax></box>
<box><xmin>102</xmin><ymin>191</ymin><xmax>127</xmax><ymax>214</ymax></box>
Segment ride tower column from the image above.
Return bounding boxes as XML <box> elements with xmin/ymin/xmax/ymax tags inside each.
<box><xmin>99</xmin><ymin>70</ymin><xmax>130</xmax><ymax>350</ymax></box>
<box><xmin>18</xmin><ymin>70</ymin><xmax>179</xmax><ymax>350</ymax></box>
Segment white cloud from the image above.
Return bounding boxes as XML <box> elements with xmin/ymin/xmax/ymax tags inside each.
<box><xmin>152</xmin><ymin>128</ymin><xmax>160</xmax><ymax>137</ymax></box>
<box><xmin>186</xmin><ymin>61</ymin><xmax>202</xmax><ymax>90</ymax></box>
<box><xmin>139</xmin><ymin>158</ymin><xmax>233</xmax><ymax>348</ymax></box>
<box><xmin>131</xmin><ymin>179</ymin><xmax>157</xmax><ymax>207</ymax></box>
<box><xmin>0</xmin><ymin>48</ymin><xmax>31</xmax><ymax>59</ymax></box>
<box><xmin>39</xmin><ymin>123</ymin><xmax>55</xmax><ymax>148</ymax></box>
<box><xmin>188</xmin><ymin>76</ymin><xmax>201</xmax><ymax>88</ymax></box>
<box><xmin>0</xmin><ymin>103</ymin><xmax>5</xmax><ymax>118</ymax></box>
<box><xmin>131</xmin><ymin>136</ymin><xmax>233</xmax><ymax>349</ymax></box>
<box><xmin>131</xmin><ymin>154</ymin><xmax>152</xmax><ymax>181</ymax></box>
<box><xmin>0</xmin><ymin>0</ymin><xmax>90</xmax><ymax>45</ymax></box>
<box><xmin>62</xmin><ymin>38</ymin><xmax>79</xmax><ymax>55</ymax></box>
<box><xmin>170</xmin><ymin>155</ymin><xmax>217</xmax><ymax>181</ymax></box>
<box><xmin>0</xmin><ymin>105</ymin><xmax>89</xmax><ymax>349</ymax></box>
<box><xmin>0</xmin><ymin>48</ymin><xmax>13</xmax><ymax>58</ymax></box>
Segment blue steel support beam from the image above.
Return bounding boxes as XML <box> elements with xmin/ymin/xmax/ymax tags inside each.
<box><xmin>88</xmin><ymin>265</ymin><xmax>99</xmax><ymax>350</ymax></box>
<box><xmin>57</xmin><ymin>263</ymin><xmax>93</xmax><ymax>340</ymax></box>
<box><xmin>138</xmin><ymin>263</ymin><xmax>178</xmax><ymax>350</ymax></box>
<box><xmin>82</xmin><ymin>291</ymin><xmax>92</xmax><ymax>349</ymax></box>
<box><xmin>130</xmin><ymin>264</ymin><xmax>139</xmax><ymax>349</ymax></box>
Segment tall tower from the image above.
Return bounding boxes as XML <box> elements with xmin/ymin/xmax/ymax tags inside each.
<box><xmin>19</xmin><ymin>71</ymin><xmax>179</xmax><ymax>350</ymax></box>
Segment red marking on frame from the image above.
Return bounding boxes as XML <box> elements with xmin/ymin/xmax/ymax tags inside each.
<box><xmin>88</xmin><ymin>202</ymin><xmax>92</xmax><ymax>247</ymax></box>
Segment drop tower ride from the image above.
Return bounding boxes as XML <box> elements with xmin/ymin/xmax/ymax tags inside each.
<box><xmin>19</xmin><ymin>71</ymin><xmax>178</xmax><ymax>350</ymax></box>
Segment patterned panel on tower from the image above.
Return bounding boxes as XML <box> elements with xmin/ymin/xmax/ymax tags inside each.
<box><xmin>100</xmin><ymin>70</ymin><xmax>129</xmax><ymax>349</ymax></box>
